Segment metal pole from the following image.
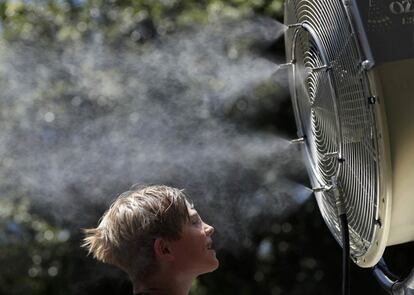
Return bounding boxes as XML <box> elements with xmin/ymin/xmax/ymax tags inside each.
<box><xmin>373</xmin><ymin>260</ymin><xmax>414</xmax><ymax>294</ymax></box>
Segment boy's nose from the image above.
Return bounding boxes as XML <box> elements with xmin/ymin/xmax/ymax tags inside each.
<box><xmin>204</xmin><ymin>223</ymin><xmax>214</xmax><ymax>236</ymax></box>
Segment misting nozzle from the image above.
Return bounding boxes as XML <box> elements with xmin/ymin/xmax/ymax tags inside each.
<box><xmin>312</xmin><ymin>185</ymin><xmax>331</xmax><ymax>193</ymax></box>
<box><xmin>310</xmin><ymin>65</ymin><xmax>331</xmax><ymax>72</ymax></box>
<box><xmin>290</xmin><ymin>137</ymin><xmax>305</xmax><ymax>144</ymax></box>
<box><xmin>277</xmin><ymin>60</ymin><xmax>296</xmax><ymax>70</ymax></box>
<box><xmin>288</xmin><ymin>23</ymin><xmax>304</xmax><ymax>29</ymax></box>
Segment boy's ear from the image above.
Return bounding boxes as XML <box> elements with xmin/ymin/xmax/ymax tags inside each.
<box><xmin>153</xmin><ymin>238</ymin><xmax>174</xmax><ymax>261</ymax></box>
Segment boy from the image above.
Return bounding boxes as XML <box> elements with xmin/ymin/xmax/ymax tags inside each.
<box><xmin>82</xmin><ymin>184</ymin><xmax>219</xmax><ymax>295</ymax></box>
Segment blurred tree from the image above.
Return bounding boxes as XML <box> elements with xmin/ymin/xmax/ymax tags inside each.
<box><xmin>0</xmin><ymin>0</ymin><xmax>284</xmax><ymax>45</ymax></box>
<box><xmin>0</xmin><ymin>197</ymin><xmax>71</xmax><ymax>295</ymax></box>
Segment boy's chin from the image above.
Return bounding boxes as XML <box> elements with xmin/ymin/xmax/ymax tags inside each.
<box><xmin>208</xmin><ymin>258</ymin><xmax>220</xmax><ymax>272</ymax></box>
<box><xmin>197</xmin><ymin>261</ymin><xmax>219</xmax><ymax>276</ymax></box>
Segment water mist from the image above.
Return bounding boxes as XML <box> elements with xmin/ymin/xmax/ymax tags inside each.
<box><xmin>0</xmin><ymin>17</ymin><xmax>307</xmax><ymax>250</ymax></box>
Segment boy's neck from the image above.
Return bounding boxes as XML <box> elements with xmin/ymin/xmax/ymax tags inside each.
<box><xmin>133</xmin><ymin>267</ymin><xmax>194</xmax><ymax>295</ymax></box>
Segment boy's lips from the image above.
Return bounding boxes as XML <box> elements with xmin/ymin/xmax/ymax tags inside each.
<box><xmin>206</xmin><ymin>240</ymin><xmax>214</xmax><ymax>250</ymax></box>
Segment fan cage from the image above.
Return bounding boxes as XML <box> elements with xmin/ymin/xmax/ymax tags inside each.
<box><xmin>285</xmin><ymin>0</ymin><xmax>382</xmax><ymax>265</ymax></box>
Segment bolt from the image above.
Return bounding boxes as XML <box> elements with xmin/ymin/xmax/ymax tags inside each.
<box><xmin>361</xmin><ymin>59</ymin><xmax>374</xmax><ymax>71</ymax></box>
<box><xmin>350</xmin><ymin>254</ymin><xmax>359</xmax><ymax>264</ymax></box>
<box><xmin>368</xmin><ymin>96</ymin><xmax>377</xmax><ymax>104</ymax></box>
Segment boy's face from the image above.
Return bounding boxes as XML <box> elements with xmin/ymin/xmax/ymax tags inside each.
<box><xmin>169</xmin><ymin>202</ymin><xmax>219</xmax><ymax>276</ymax></box>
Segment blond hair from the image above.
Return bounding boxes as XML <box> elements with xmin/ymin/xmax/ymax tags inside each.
<box><xmin>82</xmin><ymin>184</ymin><xmax>191</xmax><ymax>282</ymax></box>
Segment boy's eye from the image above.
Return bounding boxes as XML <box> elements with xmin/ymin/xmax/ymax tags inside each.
<box><xmin>191</xmin><ymin>216</ymin><xmax>201</xmax><ymax>225</ymax></box>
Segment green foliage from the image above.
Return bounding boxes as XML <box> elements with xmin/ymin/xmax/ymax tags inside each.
<box><xmin>0</xmin><ymin>0</ymin><xmax>284</xmax><ymax>45</ymax></box>
<box><xmin>0</xmin><ymin>197</ymin><xmax>71</xmax><ymax>295</ymax></box>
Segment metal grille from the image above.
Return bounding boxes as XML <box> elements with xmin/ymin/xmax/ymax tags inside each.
<box><xmin>285</xmin><ymin>0</ymin><xmax>380</xmax><ymax>259</ymax></box>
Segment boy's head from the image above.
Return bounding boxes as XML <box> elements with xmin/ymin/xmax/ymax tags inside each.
<box><xmin>82</xmin><ymin>184</ymin><xmax>218</xmax><ymax>285</ymax></box>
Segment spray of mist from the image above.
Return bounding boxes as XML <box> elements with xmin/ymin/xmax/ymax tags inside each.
<box><xmin>0</xmin><ymin>17</ymin><xmax>308</xmax><ymax>249</ymax></box>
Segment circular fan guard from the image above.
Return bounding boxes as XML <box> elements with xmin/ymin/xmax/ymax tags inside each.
<box><xmin>285</xmin><ymin>0</ymin><xmax>385</xmax><ymax>267</ymax></box>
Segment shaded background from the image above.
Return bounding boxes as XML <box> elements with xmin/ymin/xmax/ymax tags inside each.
<box><xmin>0</xmin><ymin>1</ymin><xmax>413</xmax><ymax>294</ymax></box>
